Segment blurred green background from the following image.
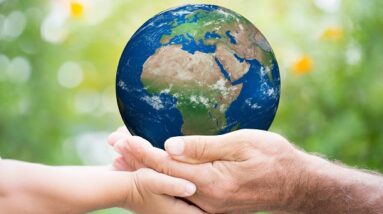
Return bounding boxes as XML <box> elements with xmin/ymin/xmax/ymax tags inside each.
<box><xmin>1</xmin><ymin>0</ymin><xmax>382</xmax><ymax>213</ymax></box>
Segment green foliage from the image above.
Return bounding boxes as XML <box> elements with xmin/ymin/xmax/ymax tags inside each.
<box><xmin>271</xmin><ymin>0</ymin><xmax>383</xmax><ymax>172</ymax></box>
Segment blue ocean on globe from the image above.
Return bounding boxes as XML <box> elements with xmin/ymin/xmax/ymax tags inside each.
<box><xmin>116</xmin><ymin>4</ymin><xmax>280</xmax><ymax>148</ymax></box>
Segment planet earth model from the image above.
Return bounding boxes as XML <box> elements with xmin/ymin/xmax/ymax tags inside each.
<box><xmin>116</xmin><ymin>4</ymin><xmax>280</xmax><ymax>149</ymax></box>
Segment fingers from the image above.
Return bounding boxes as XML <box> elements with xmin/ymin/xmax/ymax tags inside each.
<box><xmin>113</xmin><ymin>156</ymin><xmax>133</xmax><ymax>171</ymax></box>
<box><xmin>164</xmin><ymin>134</ymin><xmax>238</xmax><ymax>163</ymax></box>
<box><xmin>125</xmin><ymin>137</ymin><xmax>201</xmax><ymax>182</ymax></box>
<box><xmin>108</xmin><ymin>132</ymin><xmax>129</xmax><ymax>146</ymax></box>
<box><xmin>138</xmin><ymin>168</ymin><xmax>196</xmax><ymax>197</ymax></box>
<box><xmin>107</xmin><ymin>126</ymin><xmax>131</xmax><ymax>146</ymax></box>
<box><xmin>114</xmin><ymin>139</ymin><xmax>147</xmax><ymax>170</ymax></box>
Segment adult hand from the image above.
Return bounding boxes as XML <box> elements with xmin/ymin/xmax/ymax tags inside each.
<box><xmin>109</xmin><ymin>128</ymin><xmax>303</xmax><ymax>213</ymax></box>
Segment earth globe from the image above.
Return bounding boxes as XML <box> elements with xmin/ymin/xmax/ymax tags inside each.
<box><xmin>116</xmin><ymin>4</ymin><xmax>280</xmax><ymax>149</ymax></box>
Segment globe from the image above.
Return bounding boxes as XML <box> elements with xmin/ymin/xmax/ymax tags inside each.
<box><xmin>116</xmin><ymin>4</ymin><xmax>280</xmax><ymax>149</ymax></box>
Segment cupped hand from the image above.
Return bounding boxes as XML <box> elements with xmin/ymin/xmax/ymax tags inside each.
<box><xmin>108</xmin><ymin>127</ymin><xmax>205</xmax><ymax>214</ymax></box>
<box><xmin>109</xmin><ymin>127</ymin><xmax>307</xmax><ymax>213</ymax></box>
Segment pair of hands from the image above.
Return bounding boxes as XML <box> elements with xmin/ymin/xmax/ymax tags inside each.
<box><xmin>108</xmin><ymin>127</ymin><xmax>304</xmax><ymax>213</ymax></box>
<box><xmin>2</xmin><ymin>127</ymin><xmax>380</xmax><ymax>213</ymax></box>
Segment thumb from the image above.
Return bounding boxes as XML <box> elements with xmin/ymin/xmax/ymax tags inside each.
<box><xmin>164</xmin><ymin>134</ymin><xmax>237</xmax><ymax>163</ymax></box>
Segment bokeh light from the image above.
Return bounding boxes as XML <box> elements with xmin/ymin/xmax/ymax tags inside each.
<box><xmin>57</xmin><ymin>61</ymin><xmax>83</xmax><ymax>88</ymax></box>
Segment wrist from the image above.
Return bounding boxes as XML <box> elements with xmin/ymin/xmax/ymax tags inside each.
<box><xmin>52</xmin><ymin>167</ymin><xmax>135</xmax><ymax>212</ymax></box>
<box><xmin>115</xmin><ymin>170</ymin><xmax>147</xmax><ymax>211</ymax></box>
<box><xmin>291</xmin><ymin>152</ymin><xmax>383</xmax><ymax>214</ymax></box>
<box><xmin>293</xmin><ymin>152</ymin><xmax>340</xmax><ymax>213</ymax></box>
<box><xmin>82</xmin><ymin>171</ymin><xmax>136</xmax><ymax>212</ymax></box>
<box><xmin>113</xmin><ymin>172</ymin><xmax>137</xmax><ymax>210</ymax></box>
<box><xmin>277</xmin><ymin>149</ymin><xmax>315</xmax><ymax>212</ymax></box>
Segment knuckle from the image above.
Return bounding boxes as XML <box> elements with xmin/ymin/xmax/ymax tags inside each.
<box><xmin>159</xmin><ymin>159</ymin><xmax>173</xmax><ymax>175</ymax></box>
<box><xmin>199</xmin><ymin>142</ymin><xmax>209</xmax><ymax>160</ymax></box>
<box><xmin>191</xmin><ymin>136</ymin><xmax>207</xmax><ymax>159</ymax></box>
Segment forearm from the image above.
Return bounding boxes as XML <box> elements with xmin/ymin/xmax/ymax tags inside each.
<box><xmin>294</xmin><ymin>152</ymin><xmax>383</xmax><ymax>214</ymax></box>
<box><xmin>0</xmin><ymin>160</ymin><xmax>133</xmax><ymax>213</ymax></box>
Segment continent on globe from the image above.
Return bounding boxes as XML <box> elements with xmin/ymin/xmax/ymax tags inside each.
<box><xmin>116</xmin><ymin>4</ymin><xmax>281</xmax><ymax>148</ymax></box>
<box><xmin>142</xmin><ymin>45</ymin><xmax>245</xmax><ymax>135</ymax></box>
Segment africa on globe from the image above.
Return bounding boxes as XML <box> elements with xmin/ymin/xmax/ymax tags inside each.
<box><xmin>116</xmin><ymin>4</ymin><xmax>280</xmax><ymax>148</ymax></box>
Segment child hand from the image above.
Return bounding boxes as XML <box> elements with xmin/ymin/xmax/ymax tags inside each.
<box><xmin>120</xmin><ymin>168</ymin><xmax>203</xmax><ymax>214</ymax></box>
<box><xmin>109</xmin><ymin>127</ymin><xmax>204</xmax><ymax>213</ymax></box>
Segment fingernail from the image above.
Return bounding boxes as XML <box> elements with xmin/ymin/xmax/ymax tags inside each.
<box><xmin>165</xmin><ymin>138</ymin><xmax>184</xmax><ymax>155</ymax></box>
<box><xmin>184</xmin><ymin>183</ymin><xmax>196</xmax><ymax>196</ymax></box>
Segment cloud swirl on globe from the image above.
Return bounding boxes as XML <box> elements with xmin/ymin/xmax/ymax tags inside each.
<box><xmin>116</xmin><ymin>4</ymin><xmax>280</xmax><ymax>148</ymax></box>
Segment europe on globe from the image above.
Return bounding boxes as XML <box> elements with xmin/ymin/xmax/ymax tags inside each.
<box><xmin>116</xmin><ymin>4</ymin><xmax>281</xmax><ymax>148</ymax></box>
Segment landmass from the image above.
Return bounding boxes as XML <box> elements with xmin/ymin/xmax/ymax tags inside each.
<box><xmin>140</xmin><ymin>8</ymin><xmax>274</xmax><ymax>134</ymax></box>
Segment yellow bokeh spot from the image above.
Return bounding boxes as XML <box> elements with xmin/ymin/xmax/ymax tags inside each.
<box><xmin>70</xmin><ymin>2</ymin><xmax>84</xmax><ymax>18</ymax></box>
<box><xmin>321</xmin><ymin>27</ymin><xmax>343</xmax><ymax>41</ymax></box>
<box><xmin>293</xmin><ymin>55</ymin><xmax>313</xmax><ymax>75</ymax></box>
